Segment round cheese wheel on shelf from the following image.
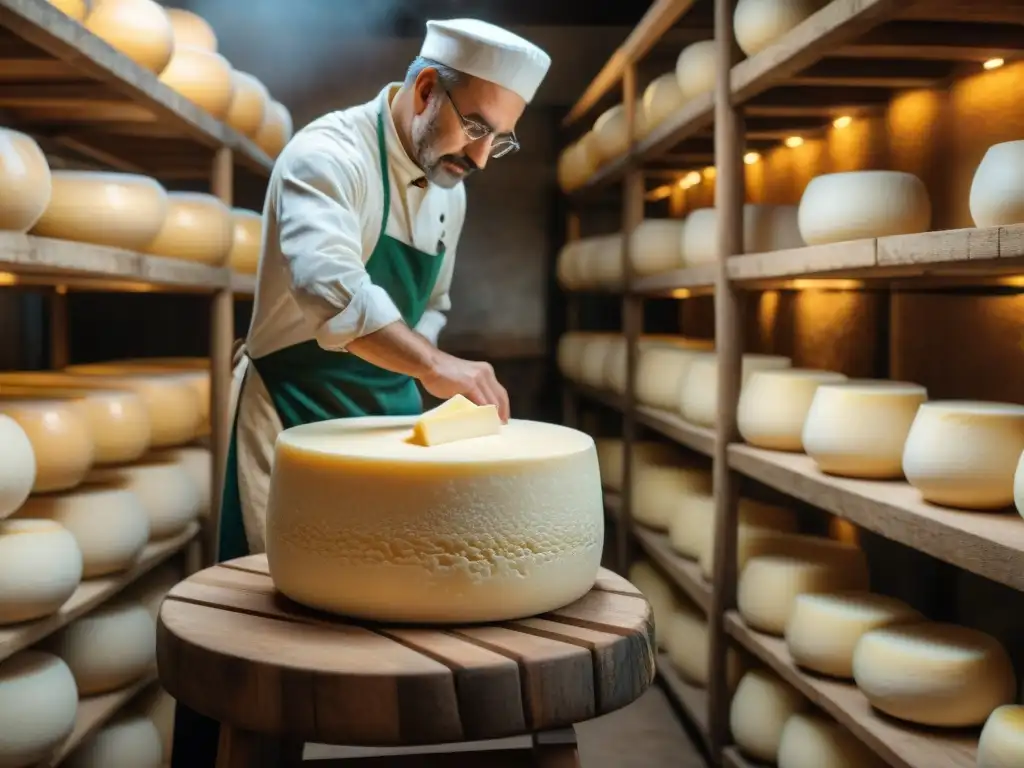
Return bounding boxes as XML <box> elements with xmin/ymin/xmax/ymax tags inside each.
<box><xmin>65</xmin><ymin>713</ymin><xmax>163</xmax><ymax>768</ymax></box>
<box><xmin>683</xmin><ymin>204</ymin><xmax>804</xmax><ymax>265</ymax></box>
<box><xmin>0</xmin><ymin>128</ymin><xmax>52</xmax><ymax>234</ymax></box>
<box><xmin>124</xmin><ymin>562</ymin><xmax>183</xmax><ymax>620</ymax></box>
<box><xmin>267</xmin><ymin>416</ymin><xmax>604</xmax><ymax>624</ymax></box>
<box><xmin>642</xmin><ymin>72</ymin><xmax>684</xmax><ymax>129</ymax></box>
<box><xmin>158</xmin><ymin>46</ymin><xmax>234</xmax><ymax>119</ymax></box>
<box><xmin>633</xmin><ymin>463</ymin><xmax>711</xmax><ymax>531</ymax></box>
<box><xmin>88</xmin><ymin>456</ymin><xmax>202</xmax><ymax>540</ymax></box>
<box><xmin>85</xmin><ymin>0</ymin><xmax>174</xmax><ymax>74</ymax></box>
<box><xmin>17</xmin><ymin>484</ymin><xmax>149</xmax><ymax>578</ymax></box>
<box><xmin>0</xmin><ymin>399</ymin><xmax>94</xmax><ymax>493</ymax></box>
<box><xmin>589</xmin><ymin>234</ymin><xmax>624</xmax><ymax>290</ymax></box>
<box><xmin>675</xmin><ymin>41</ymin><xmax>717</xmax><ymax>101</ymax></box>
<box><xmin>556</xmin><ymin>241</ymin><xmax>581</xmax><ymax>290</ymax></box>
<box><xmin>785</xmin><ymin>591</ymin><xmax>921</xmax><ymax>678</ymax></box>
<box><xmin>978</xmin><ymin>705</ymin><xmax>1024</xmax><ymax>768</ymax></box>
<box><xmin>636</xmin><ymin>346</ymin><xmax>705</xmax><ymax>412</ymax></box>
<box><xmin>734</xmin><ymin>0</ymin><xmax>828</xmax><ymax>58</ymax></box>
<box><xmin>630</xmin><ymin>218</ymin><xmax>685</xmax><ymax>277</ymax></box>
<box><xmin>777</xmin><ymin>712</ymin><xmax>886</xmax><ymax>768</ymax></box>
<box><xmin>595</xmin><ymin>439</ymin><xmax>679</xmax><ymax>491</ymax></box>
<box><xmin>852</xmin><ymin>622</ymin><xmax>1016</xmax><ymax>727</ymax></box>
<box><xmin>700</xmin><ymin>525</ymin><xmax>801</xmax><ymax>581</ymax></box>
<box><xmin>738</xmin><ymin>369</ymin><xmax>848</xmax><ymax>451</ymax></box>
<box><xmin>226</xmin><ymin>71</ymin><xmax>270</xmax><ymax>138</ymax></box>
<box><xmin>0</xmin><ymin>415</ymin><xmax>35</xmax><ymax>520</ymax></box>
<box><xmin>798</xmin><ymin>171</ymin><xmax>931</xmax><ymax>245</ymax></box>
<box><xmin>680</xmin><ymin>353</ymin><xmax>792</xmax><ymax>427</ymax></box>
<box><xmin>151</xmin><ymin>445</ymin><xmax>211</xmax><ymax>516</ymax></box>
<box><xmin>135</xmin><ymin>686</ymin><xmax>176</xmax><ymax>763</ymax></box>
<box><xmin>737</xmin><ymin>539</ymin><xmax>869</xmax><ymax>635</ymax></box>
<box><xmin>47</xmin><ymin>598</ymin><xmax>155</xmax><ymax>696</ymax></box>
<box><xmin>0</xmin><ymin>651</ymin><xmax>78</xmax><ymax>768</ymax></box>
<box><xmin>592</xmin><ymin>102</ymin><xmax>646</xmax><ymax>163</ymax></box>
<box><xmin>970</xmin><ymin>140</ymin><xmax>1024</xmax><ymax>228</ymax></box>
<box><xmin>681</xmin><ymin>208</ymin><xmax>718</xmax><ymax>265</ymax></box>
<box><xmin>803</xmin><ymin>380</ymin><xmax>927</xmax><ymax>479</ymax></box>
<box><xmin>255</xmin><ymin>100</ymin><xmax>294</xmax><ymax>158</ymax></box>
<box><xmin>165</xmin><ymin>8</ymin><xmax>217</xmax><ymax>51</ymax></box>
<box><xmin>143</xmin><ymin>191</ymin><xmax>233</xmax><ymax>266</ymax></box>
<box><xmin>675</xmin><ymin>500</ymin><xmax>797</xmax><ymax>573</ymax></box>
<box><xmin>45</xmin><ymin>0</ymin><xmax>90</xmax><ymax>21</ymax></box>
<box><xmin>31</xmin><ymin>170</ymin><xmax>169</xmax><ymax>251</ymax></box>
<box><xmin>578</xmin><ymin>333</ymin><xmax>619</xmax><ymax>389</ymax></box>
<box><xmin>227</xmin><ymin>208</ymin><xmax>262</xmax><ymax>274</ymax></box>
<box><xmin>901</xmin><ymin>400</ymin><xmax>1024</xmax><ymax>509</ymax></box>
<box><xmin>0</xmin><ymin>519</ymin><xmax>82</xmax><ymax>625</ymax></box>
<box><xmin>664</xmin><ymin>607</ymin><xmax>743</xmax><ymax>688</ymax></box>
<box><xmin>556</xmin><ymin>332</ymin><xmax>588</xmax><ymax>381</ymax></box>
<box><xmin>628</xmin><ymin>560</ymin><xmax>680</xmax><ymax>648</ymax></box>
<box><xmin>730</xmin><ymin>668</ymin><xmax>806</xmax><ymax>762</ymax></box>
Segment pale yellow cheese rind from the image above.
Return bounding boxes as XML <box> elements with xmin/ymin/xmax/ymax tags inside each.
<box><xmin>411</xmin><ymin>404</ymin><xmax>501</xmax><ymax>447</ymax></box>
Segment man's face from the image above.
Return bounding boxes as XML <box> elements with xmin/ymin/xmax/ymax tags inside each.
<box><xmin>411</xmin><ymin>70</ymin><xmax>526</xmax><ymax>189</ymax></box>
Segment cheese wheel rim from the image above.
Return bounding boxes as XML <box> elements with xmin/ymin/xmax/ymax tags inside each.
<box><xmin>157</xmin><ymin>45</ymin><xmax>235</xmax><ymax>120</ymax></box>
<box><xmin>0</xmin><ymin>127</ymin><xmax>52</xmax><ymax>233</ymax></box>
<box><xmin>978</xmin><ymin>705</ymin><xmax>1024</xmax><ymax>768</ymax></box>
<box><xmin>738</xmin><ymin>368</ymin><xmax>848</xmax><ymax>452</ymax></box>
<box><xmin>83</xmin><ymin>0</ymin><xmax>175</xmax><ymax>74</ymax></box>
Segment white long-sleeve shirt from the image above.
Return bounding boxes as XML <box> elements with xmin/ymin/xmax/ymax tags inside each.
<box><xmin>245</xmin><ymin>83</ymin><xmax>465</xmax><ymax>359</ymax></box>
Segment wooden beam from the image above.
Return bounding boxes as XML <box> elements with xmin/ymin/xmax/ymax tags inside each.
<box><xmin>787</xmin><ymin>57</ymin><xmax>954</xmax><ymax>88</ymax></box>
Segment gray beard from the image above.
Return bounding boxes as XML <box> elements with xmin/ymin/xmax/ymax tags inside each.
<box><xmin>412</xmin><ymin>105</ymin><xmax>473</xmax><ymax>189</ymax></box>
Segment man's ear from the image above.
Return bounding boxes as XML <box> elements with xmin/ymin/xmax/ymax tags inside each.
<box><xmin>413</xmin><ymin>68</ymin><xmax>439</xmax><ymax>115</ymax></box>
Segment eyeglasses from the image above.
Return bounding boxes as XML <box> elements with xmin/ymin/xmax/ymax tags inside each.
<box><xmin>443</xmin><ymin>90</ymin><xmax>520</xmax><ymax>159</ymax></box>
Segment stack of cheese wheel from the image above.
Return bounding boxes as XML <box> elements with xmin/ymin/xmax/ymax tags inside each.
<box><xmin>971</xmin><ymin>140</ymin><xmax>1024</xmax><ymax>228</ymax></box>
<box><xmin>852</xmin><ymin>622</ymin><xmax>1015</xmax><ymax>727</ymax></box>
<box><xmin>798</xmin><ymin>170</ymin><xmax>931</xmax><ymax>245</ymax></box>
<box><xmin>229</xmin><ymin>208</ymin><xmax>263</xmax><ymax>274</ymax></box>
<box><xmin>144</xmin><ymin>191</ymin><xmax>234</xmax><ymax>266</ymax></box>
<box><xmin>255</xmin><ymin>100</ymin><xmax>295</xmax><ymax>159</ymax></box>
<box><xmin>633</xmin><ymin>458</ymin><xmax>711</xmax><ymax>531</ymax></box>
<box><xmin>777</xmin><ymin>712</ymin><xmax>886</xmax><ymax>768</ymax></box>
<box><xmin>0</xmin><ymin>414</ymin><xmax>35</xmax><ymax>520</ymax></box>
<box><xmin>730</xmin><ymin>668</ymin><xmax>807</xmax><ymax>763</ymax></box>
<box><xmin>0</xmin><ymin>398</ymin><xmax>94</xmax><ymax>493</ymax></box>
<box><xmin>785</xmin><ymin>591</ymin><xmax>921</xmax><ymax>678</ymax></box>
<box><xmin>592</xmin><ymin>101</ymin><xmax>647</xmax><ymax>164</ymax></box>
<box><xmin>803</xmin><ymin>380</ymin><xmax>927</xmax><ymax>479</ymax></box>
<box><xmin>152</xmin><ymin>445</ymin><xmax>212</xmax><ymax>517</ymax></box>
<box><xmin>159</xmin><ymin>8</ymin><xmax>234</xmax><ymax>120</ymax></box>
<box><xmin>588</xmin><ymin>234</ymin><xmax>624</xmax><ymax>291</ymax></box>
<box><xmin>165</xmin><ymin>7</ymin><xmax>218</xmax><ymax>51</ymax></box>
<box><xmin>227</xmin><ymin>72</ymin><xmax>271</xmax><ymax>139</ymax></box>
<box><xmin>577</xmin><ymin>333</ymin><xmax>620</xmax><ymax>389</ymax></box>
<box><xmin>628</xmin><ymin>559</ymin><xmax>678</xmax><ymax>648</ymax></box>
<box><xmin>31</xmin><ymin>170</ymin><xmax>169</xmax><ymax>251</ymax></box>
<box><xmin>978</xmin><ymin>705</ymin><xmax>1024</xmax><ymax>767</ymax></box>
<box><xmin>680</xmin><ymin>353</ymin><xmax>792</xmax><ymax>427</ymax></box>
<box><xmin>558</xmin><ymin>132</ymin><xmax>602</xmax><ymax>192</ymax></box>
<box><xmin>606</xmin><ymin>335</ymin><xmax>715</xmax><ymax>397</ymax></box>
<box><xmin>737</xmin><ymin>534</ymin><xmax>869</xmax><ymax>635</ymax></box>
<box><xmin>266</xmin><ymin>406</ymin><xmax>603</xmax><ymax>623</ymax></box>
<box><xmin>642</xmin><ymin>72</ymin><xmax>684</xmax><ymax>130</ymax></box>
<box><xmin>0</xmin><ymin>650</ymin><xmax>79</xmax><ymax>767</ymax></box>
<box><xmin>682</xmin><ymin>203</ymin><xmax>804</xmax><ymax>264</ymax></box>
<box><xmin>733</xmin><ymin>0</ymin><xmax>829</xmax><ymax>58</ymax></box>
<box><xmin>675</xmin><ymin>40</ymin><xmax>717</xmax><ymax>102</ymax></box>
<box><xmin>0</xmin><ymin>519</ymin><xmax>82</xmax><ymax>625</ymax></box>
<box><xmin>664</xmin><ymin>601</ymin><xmax>744</xmax><ymax>689</ymax></box>
<box><xmin>85</xmin><ymin>0</ymin><xmax>175</xmax><ymax>75</ymax></box>
<box><xmin>629</xmin><ymin>218</ymin><xmax>685</xmax><ymax>277</ymax></box>
<box><xmin>738</xmin><ymin>369</ymin><xmax>848</xmax><ymax>451</ymax></box>
<box><xmin>66</xmin><ymin>713</ymin><xmax>163</xmax><ymax>767</ymax></box>
<box><xmin>901</xmin><ymin>401</ymin><xmax>1024</xmax><ymax>510</ymax></box>
<box><xmin>594</xmin><ymin>438</ymin><xmax>679</xmax><ymax>492</ymax></box>
<box><xmin>0</xmin><ymin>128</ymin><xmax>52</xmax><ymax>233</ymax></box>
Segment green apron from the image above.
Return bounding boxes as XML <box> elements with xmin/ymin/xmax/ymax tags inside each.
<box><xmin>217</xmin><ymin>106</ymin><xmax>446</xmax><ymax>562</ymax></box>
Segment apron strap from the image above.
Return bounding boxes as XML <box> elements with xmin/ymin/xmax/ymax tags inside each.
<box><xmin>375</xmin><ymin>107</ymin><xmax>392</xmax><ymax>246</ymax></box>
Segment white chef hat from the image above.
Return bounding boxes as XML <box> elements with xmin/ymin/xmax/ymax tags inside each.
<box><xmin>420</xmin><ymin>19</ymin><xmax>551</xmax><ymax>103</ymax></box>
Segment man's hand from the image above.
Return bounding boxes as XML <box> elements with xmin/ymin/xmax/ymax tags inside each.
<box><xmin>420</xmin><ymin>353</ymin><xmax>510</xmax><ymax>422</ymax></box>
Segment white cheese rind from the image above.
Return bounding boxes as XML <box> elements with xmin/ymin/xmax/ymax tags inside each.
<box><xmin>629</xmin><ymin>560</ymin><xmax>680</xmax><ymax>649</ymax></box>
<box><xmin>970</xmin><ymin>140</ymin><xmax>1024</xmax><ymax>228</ymax></box>
<box><xmin>738</xmin><ymin>369</ymin><xmax>848</xmax><ymax>451</ymax></box>
<box><xmin>0</xmin><ymin>520</ymin><xmax>82</xmax><ymax>626</ymax></box>
<box><xmin>680</xmin><ymin>354</ymin><xmax>792</xmax><ymax>427</ymax></box>
<box><xmin>87</xmin><ymin>458</ymin><xmax>202</xmax><ymax>540</ymax></box>
<box><xmin>675</xmin><ymin>41</ymin><xmax>717</xmax><ymax>102</ymax></box>
<box><xmin>0</xmin><ymin>650</ymin><xmax>78</xmax><ymax>768</ymax></box>
<box><xmin>730</xmin><ymin>668</ymin><xmax>806</xmax><ymax>762</ymax></box>
<box><xmin>777</xmin><ymin>712</ymin><xmax>887</xmax><ymax>768</ymax></box>
<box><xmin>630</xmin><ymin>218</ymin><xmax>685</xmax><ymax>277</ymax></box>
<box><xmin>734</xmin><ymin>0</ymin><xmax>828</xmax><ymax>57</ymax></box>
<box><xmin>266</xmin><ymin>416</ymin><xmax>605</xmax><ymax>623</ymax></box>
<box><xmin>0</xmin><ymin>414</ymin><xmax>35</xmax><ymax>520</ymax></box>
<box><xmin>978</xmin><ymin>705</ymin><xmax>1024</xmax><ymax>768</ymax></box>
<box><xmin>65</xmin><ymin>714</ymin><xmax>163</xmax><ymax>768</ymax></box>
<box><xmin>642</xmin><ymin>72</ymin><xmax>685</xmax><ymax>130</ymax></box>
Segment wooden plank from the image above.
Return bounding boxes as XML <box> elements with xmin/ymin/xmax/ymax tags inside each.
<box><xmin>635</xmin><ymin>405</ymin><xmax>716</xmax><ymax>456</ymax></box>
<box><xmin>656</xmin><ymin>652</ymin><xmax>710</xmax><ymax>751</ymax></box>
<box><xmin>876</xmin><ymin>227</ymin><xmax>999</xmax><ymax>267</ymax></box>
<box><xmin>727</xmin><ymin>444</ymin><xmax>1024</xmax><ymax>592</ymax></box>
<box><xmin>631</xmin><ymin>263</ymin><xmax>717</xmax><ymax>295</ymax></box>
<box><xmin>231</xmin><ymin>272</ymin><xmax>257</xmax><ymax>295</ymax></box>
<box><xmin>728</xmin><ymin>239</ymin><xmax>877</xmax><ymax>281</ymax></box>
<box><xmin>726</xmin><ymin>613</ymin><xmax>978</xmax><ymax>768</ymax></box>
<box><xmin>633</xmin><ymin>527</ymin><xmax>712</xmax><ymax>613</ymax></box>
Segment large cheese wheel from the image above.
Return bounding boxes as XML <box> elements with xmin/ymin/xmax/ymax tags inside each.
<box><xmin>226</xmin><ymin>72</ymin><xmax>270</xmax><ymax>138</ymax></box>
<box><xmin>737</xmin><ymin>539</ymin><xmax>870</xmax><ymax>635</ymax></box>
<box><xmin>228</xmin><ymin>208</ymin><xmax>263</xmax><ymax>274</ymax></box>
<box><xmin>852</xmin><ymin>622</ymin><xmax>1016</xmax><ymax>727</ymax></box>
<box><xmin>0</xmin><ymin>415</ymin><xmax>34</xmax><ymax>520</ymax></box>
<box><xmin>165</xmin><ymin>8</ymin><xmax>217</xmax><ymax>51</ymax></box>
<box><xmin>0</xmin><ymin>399</ymin><xmax>94</xmax><ymax>493</ymax></box>
<box><xmin>151</xmin><ymin>445</ymin><xmax>211</xmax><ymax>517</ymax></box>
<box><xmin>978</xmin><ymin>705</ymin><xmax>1024</xmax><ymax>768</ymax></box>
<box><xmin>65</xmin><ymin>714</ymin><xmax>163</xmax><ymax>768</ymax></box>
<box><xmin>0</xmin><ymin>128</ymin><xmax>52</xmax><ymax>234</ymax></box>
<box><xmin>31</xmin><ymin>171</ymin><xmax>168</xmax><ymax>251</ymax></box>
<box><xmin>0</xmin><ymin>651</ymin><xmax>78</xmax><ymax>768</ymax></box>
<box><xmin>592</xmin><ymin>102</ymin><xmax>646</xmax><ymax>163</ymax></box>
<box><xmin>158</xmin><ymin>46</ymin><xmax>234</xmax><ymax>120</ymax></box>
<box><xmin>266</xmin><ymin>416</ymin><xmax>604</xmax><ymax>623</ymax></box>
<box><xmin>17</xmin><ymin>485</ymin><xmax>149</xmax><ymax>578</ymax></box>
<box><xmin>798</xmin><ymin>171</ymin><xmax>931</xmax><ymax>245</ymax></box>
<box><xmin>901</xmin><ymin>401</ymin><xmax>1024</xmax><ymax>509</ymax></box>
<box><xmin>578</xmin><ymin>333</ymin><xmax>619</xmax><ymax>389</ymax></box>
<box><xmin>675</xmin><ymin>41</ymin><xmax>717</xmax><ymax>102</ymax></box>
<box><xmin>664</xmin><ymin>607</ymin><xmax>743</xmax><ymax>688</ymax></box>
<box><xmin>730</xmin><ymin>669</ymin><xmax>806</xmax><ymax>762</ymax></box>
<box><xmin>144</xmin><ymin>191</ymin><xmax>233</xmax><ymax>266</ymax></box>
<box><xmin>734</xmin><ymin>0</ymin><xmax>828</xmax><ymax>57</ymax></box>
<box><xmin>84</xmin><ymin>0</ymin><xmax>174</xmax><ymax>74</ymax></box>
<box><xmin>680</xmin><ymin>353</ymin><xmax>792</xmax><ymax>427</ymax></box>
<box><xmin>642</xmin><ymin>72</ymin><xmax>684</xmax><ymax>129</ymax></box>
<box><xmin>629</xmin><ymin>560</ymin><xmax>679</xmax><ymax>648</ymax></box>
<box><xmin>738</xmin><ymin>369</ymin><xmax>848</xmax><ymax>451</ymax></box>
<box><xmin>135</xmin><ymin>687</ymin><xmax>176</xmax><ymax>763</ymax></box>
<box><xmin>970</xmin><ymin>140</ymin><xmax>1024</xmax><ymax>228</ymax></box>
<box><xmin>803</xmin><ymin>380</ymin><xmax>927</xmax><ymax>479</ymax></box>
<box><xmin>47</xmin><ymin>598</ymin><xmax>155</xmax><ymax>695</ymax></box>
<box><xmin>0</xmin><ymin>520</ymin><xmax>81</xmax><ymax>625</ymax></box>
<box><xmin>682</xmin><ymin>204</ymin><xmax>803</xmax><ymax>264</ymax></box>
<box><xmin>45</xmin><ymin>0</ymin><xmax>89</xmax><ymax>21</ymax></box>
<box><xmin>630</xmin><ymin>218</ymin><xmax>685</xmax><ymax>277</ymax></box>
<box><xmin>777</xmin><ymin>712</ymin><xmax>886</xmax><ymax>768</ymax></box>
<box><xmin>633</xmin><ymin>463</ymin><xmax>711</xmax><ymax>531</ymax></box>
<box><xmin>124</xmin><ymin>562</ymin><xmax>183</xmax><ymax>620</ymax></box>
<box><xmin>255</xmin><ymin>100</ymin><xmax>294</xmax><ymax>158</ymax></box>
<box><xmin>88</xmin><ymin>457</ymin><xmax>201</xmax><ymax>540</ymax></box>
<box><xmin>595</xmin><ymin>439</ymin><xmax>679</xmax><ymax>491</ymax></box>
<box><xmin>785</xmin><ymin>591</ymin><xmax>921</xmax><ymax>678</ymax></box>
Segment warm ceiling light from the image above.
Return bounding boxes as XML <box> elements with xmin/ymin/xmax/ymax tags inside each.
<box><xmin>983</xmin><ymin>57</ymin><xmax>1005</xmax><ymax>70</ymax></box>
<box><xmin>683</xmin><ymin>170</ymin><xmax>702</xmax><ymax>186</ymax></box>
<box><xmin>743</xmin><ymin>151</ymin><xmax>760</xmax><ymax>165</ymax></box>
<box><xmin>703</xmin><ymin>166</ymin><xmax>716</xmax><ymax>179</ymax></box>
<box><xmin>832</xmin><ymin>115</ymin><xmax>852</xmax><ymax>129</ymax></box>
<box><xmin>784</xmin><ymin>136</ymin><xmax>804</xmax><ymax>148</ymax></box>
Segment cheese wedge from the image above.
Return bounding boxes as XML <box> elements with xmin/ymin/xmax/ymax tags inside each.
<box><xmin>411</xmin><ymin>401</ymin><xmax>502</xmax><ymax>447</ymax></box>
<box><xmin>421</xmin><ymin>394</ymin><xmax>476</xmax><ymax>419</ymax></box>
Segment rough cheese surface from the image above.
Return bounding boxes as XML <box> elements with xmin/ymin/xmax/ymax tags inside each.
<box><xmin>0</xmin><ymin>520</ymin><xmax>82</xmax><ymax>626</ymax></box>
<box><xmin>738</xmin><ymin>369</ymin><xmax>848</xmax><ymax>451</ymax></box>
<box><xmin>266</xmin><ymin>416</ymin><xmax>604</xmax><ymax>623</ymax></box>
<box><xmin>0</xmin><ymin>651</ymin><xmax>78</xmax><ymax>768</ymax></box>
<box><xmin>777</xmin><ymin>712</ymin><xmax>886</xmax><ymax>768</ymax></box>
<box><xmin>978</xmin><ymin>705</ymin><xmax>1024</xmax><ymax>768</ymax></box>
<box><xmin>852</xmin><ymin>622</ymin><xmax>1016</xmax><ymax>727</ymax></box>
<box><xmin>730</xmin><ymin>669</ymin><xmax>806</xmax><ymax>762</ymax></box>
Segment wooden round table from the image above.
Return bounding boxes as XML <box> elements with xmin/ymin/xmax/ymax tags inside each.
<box><xmin>157</xmin><ymin>555</ymin><xmax>655</xmax><ymax>767</ymax></box>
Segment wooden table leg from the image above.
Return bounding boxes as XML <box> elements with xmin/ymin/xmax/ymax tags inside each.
<box><xmin>215</xmin><ymin>725</ymin><xmax>304</xmax><ymax>768</ymax></box>
<box><xmin>533</xmin><ymin>728</ymin><xmax>581</xmax><ymax>768</ymax></box>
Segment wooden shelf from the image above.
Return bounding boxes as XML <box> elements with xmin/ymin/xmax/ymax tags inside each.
<box><xmin>656</xmin><ymin>652</ymin><xmax>710</xmax><ymax>751</ymax></box>
<box><xmin>728</xmin><ymin>443</ymin><xmax>1024</xmax><ymax>593</ymax></box>
<box><xmin>44</xmin><ymin>672</ymin><xmax>158</xmax><ymax>766</ymax></box>
<box><xmin>631</xmin><ymin>263</ymin><xmax>717</xmax><ymax>296</ymax></box>
<box><xmin>634</xmin><ymin>526</ymin><xmax>712</xmax><ymax>613</ymax></box>
<box><xmin>232</xmin><ymin>272</ymin><xmax>257</xmax><ymax>296</ymax></box>
<box><xmin>0</xmin><ymin>522</ymin><xmax>198</xmax><ymax>663</ymax></box>
<box><xmin>726</xmin><ymin>613</ymin><xmax>978</xmax><ymax>768</ymax></box>
<box><xmin>0</xmin><ymin>0</ymin><xmax>272</xmax><ymax>180</ymax></box>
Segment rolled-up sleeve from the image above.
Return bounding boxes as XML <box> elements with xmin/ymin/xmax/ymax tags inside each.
<box><xmin>275</xmin><ymin>145</ymin><xmax>402</xmax><ymax>350</ymax></box>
